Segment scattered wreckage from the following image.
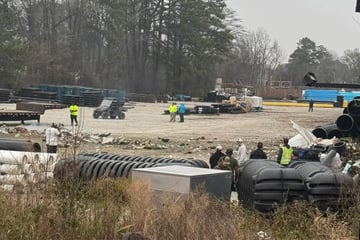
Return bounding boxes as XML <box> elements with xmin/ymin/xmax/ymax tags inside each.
<box><xmin>0</xmin><ymin>115</ymin><xmax>359</xmax><ymax>215</ymax></box>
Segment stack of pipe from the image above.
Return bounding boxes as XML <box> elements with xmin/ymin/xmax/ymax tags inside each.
<box><xmin>54</xmin><ymin>152</ymin><xmax>209</xmax><ymax>181</ymax></box>
<box><xmin>0</xmin><ymin>150</ymin><xmax>58</xmax><ymax>191</ymax></box>
<box><xmin>312</xmin><ymin>99</ymin><xmax>360</xmax><ymax>139</ymax></box>
<box><xmin>336</xmin><ymin>99</ymin><xmax>360</xmax><ymax>138</ymax></box>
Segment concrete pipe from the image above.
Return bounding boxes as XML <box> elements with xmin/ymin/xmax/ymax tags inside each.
<box><xmin>0</xmin><ymin>174</ymin><xmax>25</xmax><ymax>185</ymax></box>
<box><xmin>22</xmin><ymin>164</ymin><xmax>34</xmax><ymax>174</ymax></box>
<box><xmin>336</xmin><ymin>114</ymin><xmax>354</xmax><ymax>132</ymax></box>
<box><xmin>0</xmin><ymin>184</ymin><xmax>15</xmax><ymax>191</ymax></box>
<box><xmin>37</xmin><ymin>172</ymin><xmax>53</xmax><ymax>182</ymax></box>
<box><xmin>39</xmin><ymin>172</ymin><xmax>54</xmax><ymax>181</ymax></box>
<box><xmin>0</xmin><ymin>139</ymin><xmax>41</xmax><ymax>152</ymax></box>
<box><xmin>0</xmin><ymin>183</ymin><xmax>24</xmax><ymax>192</ymax></box>
<box><xmin>38</xmin><ymin>153</ymin><xmax>57</xmax><ymax>165</ymax></box>
<box><xmin>0</xmin><ymin>150</ymin><xmax>31</xmax><ymax>165</ymax></box>
<box><xmin>0</xmin><ymin>164</ymin><xmax>22</xmax><ymax>175</ymax></box>
<box><xmin>24</xmin><ymin>152</ymin><xmax>40</xmax><ymax>164</ymax></box>
<box><xmin>25</xmin><ymin>173</ymin><xmax>39</xmax><ymax>183</ymax></box>
<box><xmin>38</xmin><ymin>163</ymin><xmax>46</xmax><ymax>172</ymax></box>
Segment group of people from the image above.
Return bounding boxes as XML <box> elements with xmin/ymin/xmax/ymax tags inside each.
<box><xmin>209</xmin><ymin>138</ymin><xmax>268</xmax><ymax>169</ymax></box>
<box><xmin>168</xmin><ymin>102</ymin><xmax>186</xmax><ymax>122</ymax></box>
<box><xmin>209</xmin><ymin>137</ymin><xmax>297</xmax><ymax>192</ymax></box>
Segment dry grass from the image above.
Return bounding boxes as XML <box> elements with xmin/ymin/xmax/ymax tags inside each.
<box><xmin>0</xmin><ymin>179</ymin><xmax>358</xmax><ymax>240</ymax></box>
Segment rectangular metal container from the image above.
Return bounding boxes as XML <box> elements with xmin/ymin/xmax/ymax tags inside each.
<box><xmin>131</xmin><ymin>165</ymin><xmax>232</xmax><ymax>201</ymax></box>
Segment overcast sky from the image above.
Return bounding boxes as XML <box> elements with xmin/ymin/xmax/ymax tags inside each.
<box><xmin>226</xmin><ymin>0</ymin><xmax>360</xmax><ymax>60</ymax></box>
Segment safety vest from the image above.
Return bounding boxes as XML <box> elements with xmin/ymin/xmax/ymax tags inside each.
<box><xmin>69</xmin><ymin>105</ymin><xmax>78</xmax><ymax>116</ymax></box>
<box><xmin>280</xmin><ymin>146</ymin><xmax>292</xmax><ymax>165</ymax></box>
<box><xmin>169</xmin><ymin>105</ymin><xmax>177</xmax><ymax>113</ymax></box>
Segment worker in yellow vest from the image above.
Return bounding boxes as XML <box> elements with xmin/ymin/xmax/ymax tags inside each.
<box><xmin>69</xmin><ymin>103</ymin><xmax>79</xmax><ymax>126</ymax></box>
<box><xmin>168</xmin><ymin>102</ymin><xmax>177</xmax><ymax>122</ymax></box>
<box><xmin>277</xmin><ymin>137</ymin><xmax>293</xmax><ymax>166</ymax></box>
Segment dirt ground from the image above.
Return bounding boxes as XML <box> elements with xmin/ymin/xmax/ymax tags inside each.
<box><xmin>0</xmin><ymin>102</ymin><xmax>344</xmax><ymax>163</ymax></box>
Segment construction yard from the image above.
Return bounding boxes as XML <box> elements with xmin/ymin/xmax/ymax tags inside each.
<box><xmin>0</xmin><ymin>102</ymin><xmax>344</xmax><ymax>161</ymax></box>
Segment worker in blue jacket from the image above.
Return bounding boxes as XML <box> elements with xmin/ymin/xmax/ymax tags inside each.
<box><xmin>178</xmin><ymin>103</ymin><xmax>186</xmax><ymax>122</ymax></box>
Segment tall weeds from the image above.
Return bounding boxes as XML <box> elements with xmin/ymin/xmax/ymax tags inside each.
<box><xmin>0</xmin><ymin>179</ymin><xmax>357</xmax><ymax>240</ymax></box>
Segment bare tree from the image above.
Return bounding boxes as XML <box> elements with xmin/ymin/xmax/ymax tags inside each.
<box><xmin>236</xmin><ymin>28</ymin><xmax>284</xmax><ymax>86</ymax></box>
<box><xmin>341</xmin><ymin>48</ymin><xmax>360</xmax><ymax>83</ymax></box>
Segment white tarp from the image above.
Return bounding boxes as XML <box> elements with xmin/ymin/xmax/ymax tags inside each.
<box><xmin>245</xmin><ymin>96</ymin><xmax>263</xmax><ymax>108</ymax></box>
<box><xmin>289</xmin><ymin>120</ymin><xmax>337</xmax><ymax>148</ymax></box>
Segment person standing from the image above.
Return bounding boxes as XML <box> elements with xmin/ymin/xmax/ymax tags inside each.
<box><xmin>308</xmin><ymin>99</ymin><xmax>314</xmax><ymax>112</ymax></box>
<box><xmin>178</xmin><ymin>103</ymin><xmax>186</xmax><ymax>122</ymax></box>
<box><xmin>236</xmin><ymin>138</ymin><xmax>247</xmax><ymax>166</ymax></box>
<box><xmin>45</xmin><ymin>123</ymin><xmax>61</xmax><ymax>153</ymax></box>
<box><xmin>216</xmin><ymin>148</ymin><xmax>239</xmax><ymax>192</ymax></box>
<box><xmin>69</xmin><ymin>103</ymin><xmax>79</xmax><ymax>126</ymax></box>
<box><xmin>209</xmin><ymin>145</ymin><xmax>225</xmax><ymax>168</ymax></box>
<box><xmin>277</xmin><ymin>137</ymin><xmax>293</xmax><ymax>166</ymax></box>
<box><xmin>249</xmin><ymin>142</ymin><xmax>267</xmax><ymax>159</ymax></box>
<box><xmin>168</xmin><ymin>102</ymin><xmax>177</xmax><ymax>122</ymax></box>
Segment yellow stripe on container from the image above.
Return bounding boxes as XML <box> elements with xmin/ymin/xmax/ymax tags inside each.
<box><xmin>263</xmin><ymin>101</ymin><xmax>334</xmax><ymax>108</ymax></box>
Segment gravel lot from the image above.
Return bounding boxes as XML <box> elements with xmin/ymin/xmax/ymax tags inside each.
<box><xmin>0</xmin><ymin>102</ymin><xmax>344</xmax><ymax>162</ymax></box>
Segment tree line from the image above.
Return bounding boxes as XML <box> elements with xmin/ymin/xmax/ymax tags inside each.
<box><xmin>1</xmin><ymin>0</ymin><xmax>359</xmax><ymax>96</ymax></box>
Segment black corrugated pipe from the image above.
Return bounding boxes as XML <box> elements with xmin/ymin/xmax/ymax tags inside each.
<box><xmin>336</xmin><ymin>114</ymin><xmax>354</xmax><ymax>132</ymax></box>
<box><xmin>312</xmin><ymin>127</ymin><xmax>327</xmax><ymax>139</ymax></box>
<box><xmin>347</xmin><ymin>99</ymin><xmax>360</xmax><ymax>116</ymax></box>
<box><xmin>76</xmin><ymin>153</ymin><xmax>210</xmax><ymax>168</ymax></box>
<box><xmin>330</xmin><ymin>141</ymin><xmax>347</xmax><ymax>155</ymax></box>
<box><xmin>293</xmin><ymin>161</ymin><xmax>353</xmax><ymax>212</ymax></box>
<box><xmin>327</xmin><ymin>128</ymin><xmax>345</xmax><ymax>139</ymax></box>
<box><xmin>0</xmin><ymin>138</ymin><xmax>41</xmax><ymax>152</ymax></box>
<box><xmin>237</xmin><ymin>159</ymin><xmax>306</xmax><ymax>213</ymax></box>
<box><xmin>312</xmin><ymin>123</ymin><xmax>344</xmax><ymax>139</ymax></box>
<box><xmin>54</xmin><ymin>154</ymin><xmax>210</xmax><ymax>181</ymax></box>
<box><xmin>353</xmin><ymin>116</ymin><xmax>360</xmax><ymax>131</ymax></box>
